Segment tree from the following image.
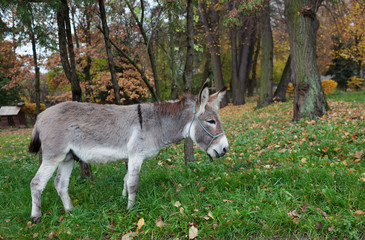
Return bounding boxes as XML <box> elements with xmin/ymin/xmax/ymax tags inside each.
<box><xmin>98</xmin><ymin>0</ymin><xmax>121</xmax><ymax>104</ymax></box>
<box><xmin>126</xmin><ymin>0</ymin><xmax>161</xmax><ymax>99</ymax></box>
<box><xmin>199</xmin><ymin>0</ymin><xmax>228</xmax><ymax>107</ymax></box>
<box><xmin>284</xmin><ymin>0</ymin><xmax>328</xmax><ymax>121</ymax></box>
<box><xmin>56</xmin><ymin>0</ymin><xmax>82</xmax><ymax>102</ymax></box>
<box><xmin>183</xmin><ymin>0</ymin><xmax>194</xmax><ymax>164</ymax></box>
<box><xmin>257</xmin><ymin>1</ymin><xmax>273</xmax><ymax>108</ymax></box>
<box><xmin>274</xmin><ymin>55</ymin><xmax>291</xmax><ymax>102</ymax></box>
<box><xmin>57</xmin><ymin>0</ymin><xmax>93</xmax><ymax>179</ymax></box>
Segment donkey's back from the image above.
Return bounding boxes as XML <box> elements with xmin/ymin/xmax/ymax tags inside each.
<box><xmin>30</xmin><ymin>101</ymin><xmax>139</xmax><ymax>164</ymax></box>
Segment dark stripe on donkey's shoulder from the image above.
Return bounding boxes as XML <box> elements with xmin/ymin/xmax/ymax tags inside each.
<box><xmin>137</xmin><ymin>104</ymin><xmax>143</xmax><ymax>129</ymax></box>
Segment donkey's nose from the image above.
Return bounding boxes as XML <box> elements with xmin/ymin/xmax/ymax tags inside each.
<box><xmin>220</xmin><ymin>147</ymin><xmax>227</xmax><ymax>157</ymax></box>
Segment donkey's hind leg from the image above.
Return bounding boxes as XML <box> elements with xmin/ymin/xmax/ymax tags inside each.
<box><xmin>30</xmin><ymin>160</ymin><xmax>60</xmax><ymax>223</ymax></box>
<box><xmin>54</xmin><ymin>159</ymin><xmax>75</xmax><ymax>214</ymax></box>
<box><xmin>122</xmin><ymin>171</ymin><xmax>129</xmax><ymax>198</ymax></box>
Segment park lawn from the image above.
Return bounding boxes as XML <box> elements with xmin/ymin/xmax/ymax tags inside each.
<box><xmin>0</xmin><ymin>92</ymin><xmax>364</xmax><ymax>239</ymax></box>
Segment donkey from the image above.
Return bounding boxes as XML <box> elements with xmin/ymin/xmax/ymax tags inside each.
<box><xmin>28</xmin><ymin>82</ymin><xmax>228</xmax><ymax>223</ymax></box>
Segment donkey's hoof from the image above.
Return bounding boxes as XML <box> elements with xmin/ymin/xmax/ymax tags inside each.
<box><xmin>31</xmin><ymin>216</ymin><xmax>42</xmax><ymax>224</ymax></box>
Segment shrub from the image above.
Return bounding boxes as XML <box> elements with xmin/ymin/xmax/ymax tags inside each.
<box><xmin>23</xmin><ymin>103</ymin><xmax>46</xmax><ymax>116</ymax></box>
<box><xmin>321</xmin><ymin>79</ymin><xmax>338</xmax><ymax>95</ymax></box>
<box><xmin>286</xmin><ymin>83</ymin><xmax>294</xmax><ymax>95</ymax></box>
<box><xmin>347</xmin><ymin>76</ymin><xmax>364</xmax><ymax>89</ymax></box>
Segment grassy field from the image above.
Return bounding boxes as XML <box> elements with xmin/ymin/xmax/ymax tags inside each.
<box><xmin>0</xmin><ymin>91</ymin><xmax>364</xmax><ymax>239</ymax></box>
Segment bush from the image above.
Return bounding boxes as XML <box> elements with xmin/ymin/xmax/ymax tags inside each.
<box><xmin>23</xmin><ymin>103</ymin><xmax>46</xmax><ymax>116</ymax></box>
<box><xmin>321</xmin><ymin>79</ymin><xmax>338</xmax><ymax>95</ymax></box>
<box><xmin>347</xmin><ymin>76</ymin><xmax>364</xmax><ymax>89</ymax></box>
<box><xmin>286</xmin><ymin>80</ymin><xmax>337</xmax><ymax>96</ymax></box>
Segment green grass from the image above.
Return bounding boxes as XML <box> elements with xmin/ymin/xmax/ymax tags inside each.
<box><xmin>0</xmin><ymin>92</ymin><xmax>364</xmax><ymax>239</ymax></box>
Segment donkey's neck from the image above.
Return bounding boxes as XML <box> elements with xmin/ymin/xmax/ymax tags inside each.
<box><xmin>153</xmin><ymin>98</ymin><xmax>195</xmax><ymax>148</ymax></box>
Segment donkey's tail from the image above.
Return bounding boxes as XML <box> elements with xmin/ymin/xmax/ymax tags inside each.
<box><xmin>29</xmin><ymin>128</ymin><xmax>41</xmax><ymax>153</ymax></box>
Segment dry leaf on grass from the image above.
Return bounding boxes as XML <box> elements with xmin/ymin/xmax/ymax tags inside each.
<box><xmin>137</xmin><ymin>218</ymin><xmax>144</xmax><ymax>231</ymax></box>
<box><xmin>155</xmin><ymin>216</ymin><xmax>164</xmax><ymax>228</ymax></box>
<box><xmin>189</xmin><ymin>225</ymin><xmax>198</xmax><ymax>239</ymax></box>
<box><xmin>174</xmin><ymin>201</ymin><xmax>181</xmax><ymax>207</ymax></box>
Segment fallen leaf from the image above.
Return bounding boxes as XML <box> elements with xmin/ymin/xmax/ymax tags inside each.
<box><xmin>354</xmin><ymin>210</ymin><xmax>365</xmax><ymax>216</ymax></box>
<box><xmin>342</xmin><ymin>160</ymin><xmax>348</xmax><ymax>166</ymax></box>
<box><xmin>320</xmin><ymin>210</ymin><xmax>328</xmax><ymax>219</ymax></box>
<box><xmin>199</xmin><ymin>186</ymin><xmax>206</xmax><ymax>192</ymax></box>
<box><xmin>328</xmin><ymin>224</ymin><xmax>335</xmax><ymax>232</ymax></box>
<box><xmin>174</xmin><ymin>201</ymin><xmax>181</xmax><ymax>207</ymax></box>
<box><xmin>155</xmin><ymin>216</ymin><xmax>164</xmax><ymax>228</ymax></box>
<box><xmin>176</xmin><ymin>184</ymin><xmax>182</xmax><ymax>192</ymax></box>
<box><xmin>208</xmin><ymin>211</ymin><xmax>214</xmax><ymax>219</ymax></box>
<box><xmin>189</xmin><ymin>225</ymin><xmax>198</xmax><ymax>239</ymax></box>
<box><xmin>301</xmin><ymin>158</ymin><xmax>307</xmax><ymax>164</ymax></box>
<box><xmin>288</xmin><ymin>210</ymin><xmax>300</xmax><ymax>220</ymax></box>
<box><xmin>355</xmin><ymin>151</ymin><xmax>362</xmax><ymax>159</ymax></box>
<box><xmin>137</xmin><ymin>218</ymin><xmax>144</xmax><ymax>231</ymax></box>
<box><xmin>180</xmin><ymin>207</ymin><xmax>185</xmax><ymax>214</ymax></box>
<box><xmin>301</xmin><ymin>205</ymin><xmax>309</xmax><ymax>212</ymax></box>
<box><xmin>122</xmin><ymin>232</ymin><xmax>136</xmax><ymax>240</ymax></box>
<box><xmin>315</xmin><ymin>222</ymin><xmax>323</xmax><ymax>229</ymax></box>
<box><xmin>5</xmin><ymin>219</ymin><xmax>10</xmax><ymax>223</ymax></box>
<box><xmin>223</xmin><ymin>199</ymin><xmax>233</xmax><ymax>203</ymax></box>
<box><xmin>334</xmin><ymin>147</ymin><xmax>340</xmax><ymax>152</ymax></box>
<box><xmin>32</xmin><ymin>233</ymin><xmax>39</xmax><ymax>238</ymax></box>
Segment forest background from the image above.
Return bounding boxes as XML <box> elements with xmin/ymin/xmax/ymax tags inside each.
<box><xmin>0</xmin><ymin>0</ymin><xmax>363</xmax><ymax>110</ymax></box>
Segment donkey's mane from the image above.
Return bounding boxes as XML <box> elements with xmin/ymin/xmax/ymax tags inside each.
<box><xmin>154</xmin><ymin>94</ymin><xmax>194</xmax><ymax>116</ymax></box>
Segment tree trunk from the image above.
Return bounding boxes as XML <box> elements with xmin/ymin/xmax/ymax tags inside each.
<box><xmin>57</xmin><ymin>0</ymin><xmax>82</xmax><ymax>102</ymax></box>
<box><xmin>232</xmin><ymin>15</ymin><xmax>257</xmax><ymax>105</ymax></box>
<box><xmin>57</xmin><ymin>0</ymin><xmax>93</xmax><ymax>179</ymax></box>
<box><xmin>98</xmin><ymin>0</ymin><xmax>121</xmax><ymax>104</ymax></box>
<box><xmin>126</xmin><ymin>0</ymin><xmax>160</xmax><ymax>99</ymax></box>
<box><xmin>274</xmin><ymin>55</ymin><xmax>291</xmax><ymax>102</ymax></box>
<box><xmin>257</xmin><ymin>2</ymin><xmax>273</xmax><ymax>109</ymax></box>
<box><xmin>168</xmin><ymin>11</ymin><xmax>178</xmax><ymax>100</ymax></box>
<box><xmin>248</xmin><ymin>31</ymin><xmax>260</xmax><ymax>97</ymax></box>
<box><xmin>199</xmin><ymin>0</ymin><xmax>228</xmax><ymax>107</ymax></box>
<box><xmin>284</xmin><ymin>0</ymin><xmax>328</xmax><ymax>120</ymax></box>
<box><xmin>201</xmin><ymin>47</ymin><xmax>211</xmax><ymax>83</ymax></box>
<box><xmin>183</xmin><ymin>0</ymin><xmax>194</xmax><ymax>164</ymax></box>
<box><xmin>83</xmin><ymin>6</ymin><xmax>92</xmax><ymax>102</ymax></box>
<box><xmin>29</xmin><ymin>27</ymin><xmax>40</xmax><ymax>116</ymax></box>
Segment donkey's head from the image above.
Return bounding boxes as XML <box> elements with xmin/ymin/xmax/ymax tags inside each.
<box><xmin>187</xmin><ymin>82</ymin><xmax>229</xmax><ymax>161</ymax></box>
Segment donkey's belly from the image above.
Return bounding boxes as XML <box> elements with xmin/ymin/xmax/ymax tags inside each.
<box><xmin>71</xmin><ymin>145</ymin><xmax>128</xmax><ymax>164</ymax></box>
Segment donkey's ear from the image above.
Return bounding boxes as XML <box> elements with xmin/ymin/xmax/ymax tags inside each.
<box><xmin>197</xmin><ymin>81</ymin><xmax>210</xmax><ymax>114</ymax></box>
<box><xmin>209</xmin><ymin>87</ymin><xmax>227</xmax><ymax>109</ymax></box>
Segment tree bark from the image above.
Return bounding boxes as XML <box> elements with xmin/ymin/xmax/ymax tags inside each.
<box><xmin>232</xmin><ymin>15</ymin><xmax>257</xmax><ymax>105</ymax></box>
<box><xmin>257</xmin><ymin>2</ymin><xmax>273</xmax><ymax>109</ymax></box>
<box><xmin>274</xmin><ymin>55</ymin><xmax>291</xmax><ymax>102</ymax></box>
<box><xmin>57</xmin><ymin>0</ymin><xmax>93</xmax><ymax>179</ymax></box>
<box><xmin>284</xmin><ymin>0</ymin><xmax>328</xmax><ymax>120</ymax></box>
<box><xmin>29</xmin><ymin>26</ymin><xmax>40</xmax><ymax>116</ymax></box>
<box><xmin>168</xmin><ymin>11</ymin><xmax>178</xmax><ymax>100</ymax></box>
<box><xmin>57</xmin><ymin>0</ymin><xmax>82</xmax><ymax>102</ymax></box>
<box><xmin>199</xmin><ymin>0</ymin><xmax>228</xmax><ymax>107</ymax></box>
<box><xmin>98</xmin><ymin>0</ymin><xmax>121</xmax><ymax>104</ymax></box>
<box><xmin>248</xmin><ymin>31</ymin><xmax>260</xmax><ymax>97</ymax></box>
<box><xmin>183</xmin><ymin>0</ymin><xmax>194</xmax><ymax>164</ymax></box>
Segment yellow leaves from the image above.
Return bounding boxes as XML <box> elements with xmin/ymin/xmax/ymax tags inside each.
<box><xmin>136</xmin><ymin>218</ymin><xmax>144</xmax><ymax>231</ymax></box>
<box><xmin>321</xmin><ymin>80</ymin><xmax>338</xmax><ymax>95</ymax></box>
<box><xmin>301</xmin><ymin>157</ymin><xmax>307</xmax><ymax>164</ymax></box>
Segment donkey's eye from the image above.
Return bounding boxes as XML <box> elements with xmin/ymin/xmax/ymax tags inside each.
<box><xmin>206</xmin><ymin>119</ymin><xmax>216</xmax><ymax>125</ymax></box>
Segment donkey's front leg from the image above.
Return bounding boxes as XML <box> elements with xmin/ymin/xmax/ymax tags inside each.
<box><xmin>126</xmin><ymin>156</ymin><xmax>144</xmax><ymax>209</ymax></box>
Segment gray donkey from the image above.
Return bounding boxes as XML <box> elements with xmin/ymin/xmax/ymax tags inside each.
<box><xmin>28</xmin><ymin>82</ymin><xmax>228</xmax><ymax>223</ymax></box>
